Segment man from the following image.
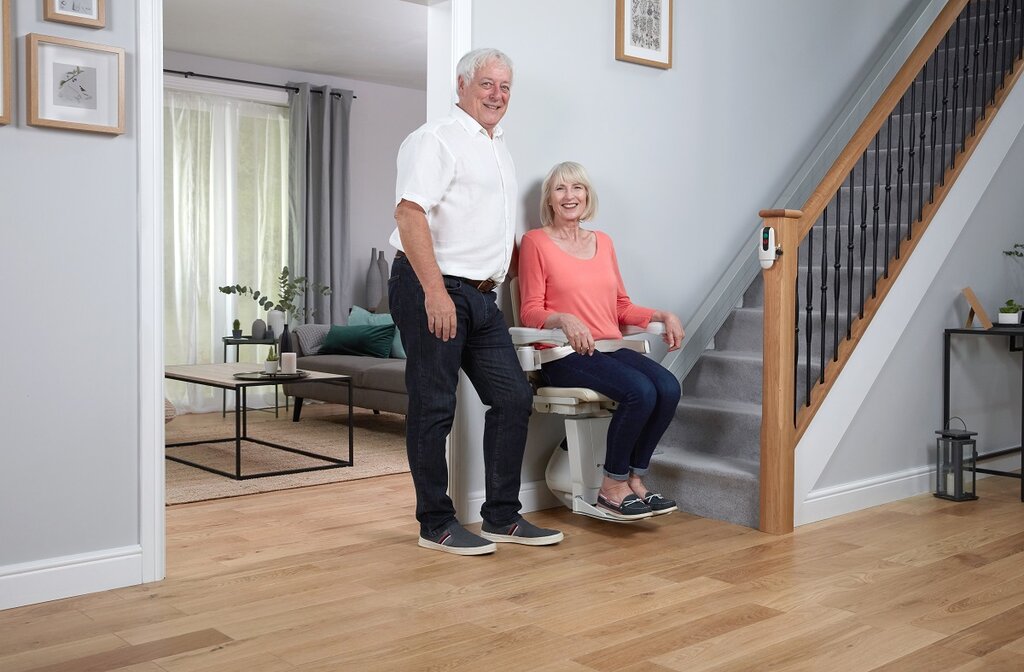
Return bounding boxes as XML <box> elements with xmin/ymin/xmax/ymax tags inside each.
<box><xmin>388</xmin><ymin>48</ymin><xmax>563</xmax><ymax>555</ymax></box>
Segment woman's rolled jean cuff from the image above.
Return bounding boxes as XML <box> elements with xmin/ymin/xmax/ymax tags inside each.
<box><xmin>604</xmin><ymin>469</ymin><xmax>629</xmax><ymax>481</ymax></box>
<box><xmin>630</xmin><ymin>466</ymin><xmax>650</xmax><ymax>476</ymax></box>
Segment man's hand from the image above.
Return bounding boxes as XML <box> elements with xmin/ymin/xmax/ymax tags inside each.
<box><xmin>424</xmin><ymin>288</ymin><xmax>457</xmax><ymax>341</ymax></box>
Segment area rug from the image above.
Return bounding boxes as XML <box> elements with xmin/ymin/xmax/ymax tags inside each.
<box><xmin>165</xmin><ymin>408</ymin><xmax>408</xmax><ymax>505</ymax></box>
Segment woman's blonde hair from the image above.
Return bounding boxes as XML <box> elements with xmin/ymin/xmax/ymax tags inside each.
<box><xmin>539</xmin><ymin>161</ymin><xmax>598</xmax><ymax>227</ymax></box>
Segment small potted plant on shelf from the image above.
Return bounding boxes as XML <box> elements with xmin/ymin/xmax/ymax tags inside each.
<box><xmin>232</xmin><ymin>319</ymin><xmax>243</xmax><ymax>339</ymax></box>
<box><xmin>264</xmin><ymin>345</ymin><xmax>279</xmax><ymax>374</ymax></box>
<box><xmin>997</xmin><ymin>299</ymin><xmax>1022</xmax><ymax>324</ymax></box>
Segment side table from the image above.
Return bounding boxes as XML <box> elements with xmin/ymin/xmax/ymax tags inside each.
<box><xmin>943</xmin><ymin>325</ymin><xmax>1023</xmax><ymax>501</ymax></box>
<box><xmin>222</xmin><ymin>335</ymin><xmax>288</xmax><ymax>417</ymax></box>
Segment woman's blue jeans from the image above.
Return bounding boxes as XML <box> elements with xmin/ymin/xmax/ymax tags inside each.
<box><xmin>389</xmin><ymin>254</ymin><xmax>534</xmax><ymax>536</ymax></box>
<box><xmin>541</xmin><ymin>348</ymin><xmax>681</xmax><ymax>479</ymax></box>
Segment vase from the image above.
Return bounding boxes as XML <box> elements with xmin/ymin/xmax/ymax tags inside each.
<box><xmin>365</xmin><ymin>247</ymin><xmax>383</xmax><ymax>310</ymax></box>
<box><xmin>375</xmin><ymin>250</ymin><xmax>390</xmax><ymax>313</ymax></box>
<box><xmin>279</xmin><ymin>323</ymin><xmax>293</xmax><ymax>354</ymax></box>
<box><xmin>251</xmin><ymin>318</ymin><xmax>267</xmax><ymax>340</ymax></box>
<box><xmin>267</xmin><ymin>309</ymin><xmax>285</xmax><ymax>339</ymax></box>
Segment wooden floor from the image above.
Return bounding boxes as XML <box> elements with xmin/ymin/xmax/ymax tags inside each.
<box><xmin>3</xmin><ymin>475</ymin><xmax>1024</xmax><ymax>671</ymax></box>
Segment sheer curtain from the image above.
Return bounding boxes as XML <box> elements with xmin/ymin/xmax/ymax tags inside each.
<box><xmin>164</xmin><ymin>88</ymin><xmax>290</xmax><ymax>413</ymax></box>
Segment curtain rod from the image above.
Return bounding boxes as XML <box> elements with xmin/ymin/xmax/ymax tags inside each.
<box><xmin>163</xmin><ymin>69</ymin><xmax>356</xmax><ymax>99</ymax></box>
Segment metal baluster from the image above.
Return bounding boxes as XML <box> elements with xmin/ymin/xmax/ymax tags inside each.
<box><xmin>930</xmin><ymin>48</ymin><xmax>939</xmax><ymax>202</ymax></box>
<box><xmin>917</xmin><ymin>60</ymin><xmax>927</xmax><ymax>226</ymax></box>
<box><xmin>872</xmin><ymin>134</ymin><xmax>880</xmax><ymax>297</ymax></box>
<box><xmin>963</xmin><ymin>0</ymin><xmax>974</xmax><ymax>147</ymax></box>
<box><xmin>805</xmin><ymin>228</ymin><xmax>814</xmax><ymax>403</ymax></box>
<box><xmin>983</xmin><ymin>1</ymin><xmax>993</xmax><ymax>110</ymax></box>
<box><xmin>973</xmin><ymin>0</ymin><xmax>982</xmax><ymax>134</ymax></box>
<box><xmin>997</xmin><ymin>2</ymin><xmax>1008</xmax><ymax>89</ymax></box>
<box><xmin>907</xmin><ymin>78</ymin><xmax>917</xmax><ymax>239</ymax></box>
<box><xmin>860</xmin><ymin>152</ymin><xmax>868</xmax><ymax>317</ymax></box>
<box><xmin>884</xmin><ymin>115</ymin><xmax>892</xmax><ymax>278</ymax></box>
<box><xmin>819</xmin><ymin>206</ymin><xmax>828</xmax><ymax>383</ymax></box>
<box><xmin>833</xmin><ymin>189</ymin><xmax>842</xmax><ymax>359</ymax></box>
<box><xmin>951</xmin><ymin>9</ymin><xmax>963</xmax><ymax>169</ymax></box>
<box><xmin>896</xmin><ymin>94</ymin><xmax>906</xmax><ymax>251</ymax></box>
<box><xmin>941</xmin><ymin>32</ymin><xmax>950</xmax><ymax>185</ymax></box>
<box><xmin>846</xmin><ymin>169</ymin><xmax>855</xmax><ymax>339</ymax></box>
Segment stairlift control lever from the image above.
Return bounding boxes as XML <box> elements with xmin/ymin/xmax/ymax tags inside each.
<box><xmin>759</xmin><ymin>226</ymin><xmax>781</xmax><ymax>269</ymax></box>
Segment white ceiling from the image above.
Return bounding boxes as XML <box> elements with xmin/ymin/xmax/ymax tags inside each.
<box><xmin>163</xmin><ymin>0</ymin><xmax>429</xmax><ymax>90</ymax></box>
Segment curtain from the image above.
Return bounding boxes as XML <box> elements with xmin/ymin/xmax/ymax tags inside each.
<box><xmin>288</xmin><ymin>83</ymin><xmax>353</xmax><ymax>324</ymax></box>
<box><xmin>164</xmin><ymin>89</ymin><xmax>290</xmax><ymax>413</ymax></box>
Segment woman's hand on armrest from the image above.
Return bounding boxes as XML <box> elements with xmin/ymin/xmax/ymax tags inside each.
<box><xmin>545</xmin><ymin>313</ymin><xmax>595</xmax><ymax>355</ymax></box>
<box><xmin>651</xmin><ymin>310</ymin><xmax>685</xmax><ymax>351</ymax></box>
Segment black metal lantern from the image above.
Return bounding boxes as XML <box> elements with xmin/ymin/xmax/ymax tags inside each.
<box><xmin>934</xmin><ymin>426</ymin><xmax>978</xmax><ymax>501</ymax></box>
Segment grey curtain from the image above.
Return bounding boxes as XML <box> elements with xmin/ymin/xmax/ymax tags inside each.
<box><xmin>287</xmin><ymin>82</ymin><xmax>354</xmax><ymax>324</ymax></box>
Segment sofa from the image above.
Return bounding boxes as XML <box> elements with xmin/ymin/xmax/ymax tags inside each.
<box><xmin>282</xmin><ymin>322</ymin><xmax>407</xmax><ymax>420</ymax></box>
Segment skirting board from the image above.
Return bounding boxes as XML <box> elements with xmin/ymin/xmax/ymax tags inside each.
<box><xmin>462</xmin><ymin>479</ymin><xmax>562</xmax><ymax>524</ymax></box>
<box><xmin>0</xmin><ymin>545</ymin><xmax>143</xmax><ymax>611</ymax></box>
<box><xmin>797</xmin><ymin>453</ymin><xmax>1020</xmax><ymax>526</ymax></box>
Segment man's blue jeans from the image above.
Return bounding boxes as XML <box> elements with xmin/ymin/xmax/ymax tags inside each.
<box><xmin>389</xmin><ymin>255</ymin><xmax>533</xmax><ymax>536</ymax></box>
<box><xmin>541</xmin><ymin>348</ymin><xmax>681</xmax><ymax>479</ymax></box>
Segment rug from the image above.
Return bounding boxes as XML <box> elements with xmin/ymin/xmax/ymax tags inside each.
<box><xmin>165</xmin><ymin>407</ymin><xmax>408</xmax><ymax>505</ymax></box>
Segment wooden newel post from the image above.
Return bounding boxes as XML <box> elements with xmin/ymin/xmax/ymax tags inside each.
<box><xmin>758</xmin><ymin>209</ymin><xmax>803</xmax><ymax>535</ymax></box>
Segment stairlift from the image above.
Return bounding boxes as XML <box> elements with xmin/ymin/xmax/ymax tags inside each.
<box><xmin>509</xmin><ymin>317</ymin><xmax>665</xmax><ymax>524</ymax></box>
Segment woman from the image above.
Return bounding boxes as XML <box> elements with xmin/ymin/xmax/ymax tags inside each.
<box><xmin>518</xmin><ymin>161</ymin><xmax>685</xmax><ymax>521</ymax></box>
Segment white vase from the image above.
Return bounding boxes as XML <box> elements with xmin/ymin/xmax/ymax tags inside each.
<box><xmin>264</xmin><ymin>359</ymin><xmax>278</xmax><ymax>374</ymax></box>
<box><xmin>997</xmin><ymin>311</ymin><xmax>1022</xmax><ymax>324</ymax></box>
<box><xmin>267</xmin><ymin>310</ymin><xmax>286</xmax><ymax>339</ymax></box>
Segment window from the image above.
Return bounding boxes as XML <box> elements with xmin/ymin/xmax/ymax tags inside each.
<box><xmin>164</xmin><ymin>84</ymin><xmax>290</xmax><ymax>412</ymax></box>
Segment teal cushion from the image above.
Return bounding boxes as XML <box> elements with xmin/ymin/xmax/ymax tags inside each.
<box><xmin>321</xmin><ymin>324</ymin><xmax>395</xmax><ymax>358</ymax></box>
<box><xmin>348</xmin><ymin>305</ymin><xmax>406</xmax><ymax>359</ymax></box>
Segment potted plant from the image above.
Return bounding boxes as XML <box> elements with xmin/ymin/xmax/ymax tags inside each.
<box><xmin>231</xmin><ymin>319</ymin><xmax>243</xmax><ymax>339</ymax></box>
<box><xmin>997</xmin><ymin>299</ymin><xmax>1022</xmax><ymax>324</ymax></box>
<box><xmin>264</xmin><ymin>345</ymin><xmax>279</xmax><ymax>374</ymax></box>
<box><xmin>218</xmin><ymin>266</ymin><xmax>332</xmax><ymax>325</ymax></box>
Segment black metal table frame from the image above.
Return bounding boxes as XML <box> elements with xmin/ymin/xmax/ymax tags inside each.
<box><xmin>167</xmin><ymin>373</ymin><xmax>354</xmax><ymax>480</ymax></box>
<box><xmin>943</xmin><ymin>326</ymin><xmax>1023</xmax><ymax>501</ymax></box>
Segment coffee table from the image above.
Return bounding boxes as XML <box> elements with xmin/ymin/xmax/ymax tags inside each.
<box><xmin>165</xmin><ymin>362</ymin><xmax>353</xmax><ymax>479</ymax></box>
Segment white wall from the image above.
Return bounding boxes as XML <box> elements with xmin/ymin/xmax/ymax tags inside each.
<box><xmin>455</xmin><ymin>0</ymin><xmax>918</xmax><ymax>517</ymax></box>
<box><xmin>163</xmin><ymin>51</ymin><xmax>426</xmax><ymax>309</ymax></box>
<box><xmin>0</xmin><ymin>0</ymin><xmax>145</xmax><ymax>603</ymax></box>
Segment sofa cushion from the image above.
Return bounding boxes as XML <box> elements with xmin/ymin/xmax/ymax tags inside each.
<box><xmin>349</xmin><ymin>305</ymin><xmax>406</xmax><ymax>359</ymax></box>
<box><xmin>322</xmin><ymin>324</ymin><xmax>395</xmax><ymax>358</ymax></box>
<box><xmin>297</xmin><ymin>355</ymin><xmax>407</xmax><ymax>393</ymax></box>
<box><xmin>293</xmin><ymin>323</ymin><xmax>330</xmax><ymax>356</ymax></box>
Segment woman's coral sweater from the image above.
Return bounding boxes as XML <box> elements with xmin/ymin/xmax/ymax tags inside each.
<box><xmin>518</xmin><ymin>228</ymin><xmax>653</xmax><ymax>340</ymax></box>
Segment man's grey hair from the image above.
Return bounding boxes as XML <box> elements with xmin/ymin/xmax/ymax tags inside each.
<box><xmin>456</xmin><ymin>48</ymin><xmax>514</xmax><ymax>86</ymax></box>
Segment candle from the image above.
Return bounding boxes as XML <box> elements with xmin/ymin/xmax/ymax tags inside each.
<box><xmin>281</xmin><ymin>352</ymin><xmax>298</xmax><ymax>374</ymax></box>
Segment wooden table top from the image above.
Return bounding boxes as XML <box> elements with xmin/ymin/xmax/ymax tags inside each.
<box><xmin>165</xmin><ymin>362</ymin><xmax>349</xmax><ymax>388</ymax></box>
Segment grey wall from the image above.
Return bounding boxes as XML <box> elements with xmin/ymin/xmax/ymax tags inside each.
<box><xmin>0</xmin><ymin>2</ymin><xmax>140</xmax><ymax>564</ymax></box>
<box><xmin>163</xmin><ymin>51</ymin><xmax>426</xmax><ymax>311</ymax></box>
<box><xmin>457</xmin><ymin>0</ymin><xmax>918</xmax><ymax>507</ymax></box>
<box><xmin>818</xmin><ymin>126</ymin><xmax>1024</xmax><ymax>488</ymax></box>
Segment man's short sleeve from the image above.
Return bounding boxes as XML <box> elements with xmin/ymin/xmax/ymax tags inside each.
<box><xmin>395</xmin><ymin>129</ymin><xmax>455</xmax><ymax>213</ymax></box>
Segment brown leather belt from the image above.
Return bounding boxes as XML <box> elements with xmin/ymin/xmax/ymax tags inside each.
<box><xmin>394</xmin><ymin>251</ymin><xmax>497</xmax><ymax>293</ymax></box>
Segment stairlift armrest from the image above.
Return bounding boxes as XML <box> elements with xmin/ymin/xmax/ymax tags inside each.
<box><xmin>621</xmin><ymin>321</ymin><xmax>666</xmax><ymax>336</ymax></box>
<box><xmin>510</xmin><ymin>327</ymin><xmax>568</xmax><ymax>347</ymax></box>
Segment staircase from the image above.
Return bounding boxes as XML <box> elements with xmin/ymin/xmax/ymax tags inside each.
<box><xmin>648</xmin><ymin>0</ymin><xmax>1024</xmax><ymax>529</ymax></box>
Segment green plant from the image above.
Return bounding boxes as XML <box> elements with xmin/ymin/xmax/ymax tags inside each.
<box><xmin>232</xmin><ymin>318</ymin><xmax>241</xmax><ymax>331</ymax></box>
<box><xmin>219</xmin><ymin>266</ymin><xmax>332</xmax><ymax>321</ymax></box>
<box><xmin>266</xmin><ymin>345</ymin><xmax>278</xmax><ymax>361</ymax></box>
<box><xmin>1003</xmin><ymin>243</ymin><xmax>1024</xmax><ymax>258</ymax></box>
<box><xmin>998</xmin><ymin>299</ymin><xmax>1022</xmax><ymax>314</ymax></box>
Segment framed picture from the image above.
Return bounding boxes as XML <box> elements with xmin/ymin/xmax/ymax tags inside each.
<box><xmin>961</xmin><ymin>287</ymin><xmax>993</xmax><ymax>329</ymax></box>
<box><xmin>43</xmin><ymin>0</ymin><xmax>105</xmax><ymax>29</ymax></box>
<box><xmin>1</xmin><ymin>0</ymin><xmax>11</xmax><ymax>125</ymax></box>
<box><xmin>26</xmin><ymin>33</ymin><xmax>124</xmax><ymax>134</ymax></box>
<box><xmin>615</xmin><ymin>0</ymin><xmax>673</xmax><ymax>69</ymax></box>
